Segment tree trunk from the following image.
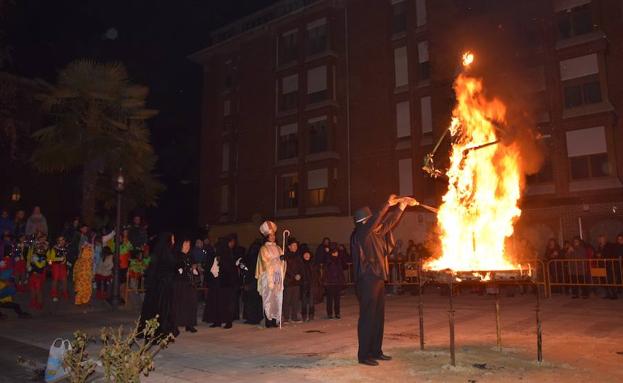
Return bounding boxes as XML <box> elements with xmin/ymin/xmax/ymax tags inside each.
<box><xmin>81</xmin><ymin>161</ymin><xmax>98</xmax><ymax>226</ymax></box>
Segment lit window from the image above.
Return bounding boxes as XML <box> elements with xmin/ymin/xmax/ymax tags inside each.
<box><xmin>279</xmin><ymin>174</ymin><xmax>299</xmax><ymax>209</ymax></box>
<box><xmin>307</xmin><ymin>168</ymin><xmax>328</xmax><ymax>207</ymax></box>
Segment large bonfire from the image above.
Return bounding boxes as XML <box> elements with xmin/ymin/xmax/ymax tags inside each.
<box><xmin>426</xmin><ymin>54</ymin><xmax>522</xmax><ymax>271</ymax></box>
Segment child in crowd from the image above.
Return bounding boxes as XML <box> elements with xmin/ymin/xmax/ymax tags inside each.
<box><xmin>94</xmin><ymin>247</ymin><xmax>113</xmax><ymax>300</ymax></box>
<box><xmin>300</xmin><ymin>247</ymin><xmax>321</xmax><ymax>321</ymax></box>
<box><xmin>129</xmin><ymin>248</ymin><xmax>150</xmax><ymax>290</ymax></box>
<box><xmin>28</xmin><ymin>234</ymin><xmax>48</xmax><ymax>310</ymax></box>
<box><xmin>11</xmin><ymin>235</ymin><xmax>28</xmax><ymax>292</ymax></box>
<box><xmin>118</xmin><ymin>229</ymin><xmax>133</xmax><ymax>302</ymax></box>
<box><xmin>47</xmin><ymin>236</ymin><xmax>69</xmax><ymax>301</ymax></box>
<box><xmin>0</xmin><ymin>260</ymin><xmax>30</xmax><ymax>319</ymax></box>
<box><xmin>323</xmin><ymin>243</ymin><xmax>346</xmax><ymax>319</ymax></box>
<box><xmin>73</xmin><ymin>243</ymin><xmax>94</xmax><ymax>305</ymax></box>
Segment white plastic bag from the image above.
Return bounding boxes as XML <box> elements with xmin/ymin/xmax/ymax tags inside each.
<box><xmin>45</xmin><ymin>338</ymin><xmax>71</xmax><ymax>383</ymax></box>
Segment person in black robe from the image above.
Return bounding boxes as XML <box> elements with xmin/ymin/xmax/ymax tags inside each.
<box><xmin>202</xmin><ymin>236</ymin><xmax>237</xmax><ymax>329</ymax></box>
<box><xmin>139</xmin><ymin>232</ymin><xmax>177</xmax><ymax>337</ymax></box>
<box><xmin>283</xmin><ymin>237</ymin><xmax>304</xmax><ymax>323</ymax></box>
<box><xmin>351</xmin><ymin>195</ymin><xmax>416</xmax><ymax>366</ymax></box>
<box><xmin>228</xmin><ymin>234</ymin><xmax>246</xmax><ymax>321</ymax></box>
<box><xmin>300</xmin><ymin>245</ymin><xmax>322</xmax><ymax>321</ymax></box>
<box><xmin>241</xmin><ymin>238</ymin><xmax>264</xmax><ymax>324</ymax></box>
<box><xmin>172</xmin><ymin>238</ymin><xmax>199</xmax><ymax>333</ymax></box>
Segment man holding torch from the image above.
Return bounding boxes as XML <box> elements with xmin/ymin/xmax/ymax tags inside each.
<box><xmin>351</xmin><ymin>194</ymin><xmax>418</xmax><ymax>366</ymax></box>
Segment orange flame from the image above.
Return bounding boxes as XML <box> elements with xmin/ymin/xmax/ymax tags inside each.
<box><xmin>426</xmin><ymin>70</ymin><xmax>522</xmax><ymax>271</ymax></box>
<box><xmin>462</xmin><ymin>51</ymin><xmax>474</xmax><ymax>67</ymax></box>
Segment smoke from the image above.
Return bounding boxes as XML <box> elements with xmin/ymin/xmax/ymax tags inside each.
<box><xmin>432</xmin><ymin>0</ymin><xmax>547</xmax><ymax>186</ymax></box>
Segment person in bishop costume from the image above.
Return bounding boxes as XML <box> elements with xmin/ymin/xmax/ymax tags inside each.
<box><xmin>255</xmin><ymin>221</ymin><xmax>286</xmax><ymax>328</ymax></box>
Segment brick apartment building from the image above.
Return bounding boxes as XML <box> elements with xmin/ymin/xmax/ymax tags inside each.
<box><xmin>190</xmin><ymin>0</ymin><xmax>623</xmax><ymax>250</ymax></box>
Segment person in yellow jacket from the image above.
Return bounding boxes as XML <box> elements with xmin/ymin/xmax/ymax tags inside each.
<box><xmin>73</xmin><ymin>242</ymin><xmax>94</xmax><ymax>305</ymax></box>
<box><xmin>47</xmin><ymin>236</ymin><xmax>69</xmax><ymax>302</ymax></box>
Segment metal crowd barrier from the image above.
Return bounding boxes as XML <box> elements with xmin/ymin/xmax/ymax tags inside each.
<box><xmin>546</xmin><ymin>258</ymin><xmax>623</xmax><ymax>297</ymax></box>
<box><xmin>124</xmin><ymin>258</ymin><xmax>623</xmax><ymax>303</ymax></box>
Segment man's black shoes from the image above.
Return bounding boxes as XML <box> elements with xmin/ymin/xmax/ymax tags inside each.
<box><xmin>372</xmin><ymin>354</ymin><xmax>392</xmax><ymax>361</ymax></box>
<box><xmin>358</xmin><ymin>358</ymin><xmax>379</xmax><ymax>366</ymax></box>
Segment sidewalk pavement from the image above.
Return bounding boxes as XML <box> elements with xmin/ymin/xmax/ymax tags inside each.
<box><xmin>2</xmin><ymin>290</ymin><xmax>623</xmax><ymax>382</ymax></box>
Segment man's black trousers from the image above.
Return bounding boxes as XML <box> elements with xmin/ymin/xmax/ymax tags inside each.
<box><xmin>356</xmin><ymin>276</ymin><xmax>385</xmax><ymax>361</ymax></box>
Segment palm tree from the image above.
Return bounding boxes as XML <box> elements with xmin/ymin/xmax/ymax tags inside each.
<box><xmin>32</xmin><ymin>60</ymin><xmax>164</xmax><ymax>225</ymax></box>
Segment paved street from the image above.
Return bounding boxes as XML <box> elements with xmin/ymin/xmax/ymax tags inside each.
<box><xmin>2</xmin><ymin>290</ymin><xmax>623</xmax><ymax>382</ymax></box>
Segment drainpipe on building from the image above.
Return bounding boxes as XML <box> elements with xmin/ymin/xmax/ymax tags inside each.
<box><xmin>344</xmin><ymin>4</ymin><xmax>352</xmax><ymax>216</ymax></box>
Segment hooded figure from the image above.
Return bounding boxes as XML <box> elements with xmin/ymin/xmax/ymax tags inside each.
<box><xmin>202</xmin><ymin>235</ymin><xmax>237</xmax><ymax>329</ymax></box>
<box><xmin>139</xmin><ymin>232</ymin><xmax>177</xmax><ymax>337</ymax></box>
<box><xmin>255</xmin><ymin>221</ymin><xmax>286</xmax><ymax>327</ymax></box>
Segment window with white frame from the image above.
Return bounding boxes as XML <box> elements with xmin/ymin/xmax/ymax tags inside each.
<box><xmin>417</xmin><ymin>41</ymin><xmax>430</xmax><ymax>81</ymax></box>
<box><xmin>280</xmin><ymin>74</ymin><xmax>298</xmax><ymax>111</ymax></box>
<box><xmin>555</xmin><ymin>0</ymin><xmax>593</xmax><ymax>40</ymax></box>
<box><xmin>277</xmin><ymin>123</ymin><xmax>298</xmax><ymax>160</ymax></box>
<box><xmin>396</xmin><ymin>101</ymin><xmax>411</xmax><ymax>138</ymax></box>
<box><xmin>307</xmin><ymin>168</ymin><xmax>328</xmax><ymax>206</ymax></box>
<box><xmin>420</xmin><ymin>96</ymin><xmax>432</xmax><ymax>133</ymax></box>
<box><xmin>279</xmin><ymin>29</ymin><xmax>298</xmax><ymax>64</ymax></box>
<box><xmin>398</xmin><ymin>158</ymin><xmax>413</xmax><ymax>196</ymax></box>
<box><xmin>394</xmin><ymin>46</ymin><xmax>408</xmax><ymax>88</ymax></box>
<box><xmin>308</xmin><ymin>116</ymin><xmax>329</xmax><ymax>153</ymax></box>
<box><xmin>560</xmin><ymin>54</ymin><xmax>602</xmax><ymax>109</ymax></box>
<box><xmin>307</xmin><ymin>65</ymin><xmax>328</xmax><ymax>103</ymax></box>
<box><xmin>306</xmin><ymin>18</ymin><xmax>328</xmax><ymax>56</ymax></box>
<box><xmin>566</xmin><ymin>126</ymin><xmax>610</xmax><ymax>180</ymax></box>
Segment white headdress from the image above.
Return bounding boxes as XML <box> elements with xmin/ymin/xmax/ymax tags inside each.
<box><xmin>259</xmin><ymin>221</ymin><xmax>277</xmax><ymax>236</ymax></box>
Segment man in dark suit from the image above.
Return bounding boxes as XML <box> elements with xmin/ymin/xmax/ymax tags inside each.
<box><xmin>351</xmin><ymin>194</ymin><xmax>417</xmax><ymax>366</ymax></box>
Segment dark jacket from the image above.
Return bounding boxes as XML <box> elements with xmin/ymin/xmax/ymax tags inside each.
<box><xmin>351</xmin><ymin>203</ymin><xmax>405</xmax><ymax>282</ymax></box>
<box><xmin>210</xmin><ymin>239</ymin><xmax>237</xmax><ymax>288</ymax></box>
<box><xmin>301</xmin><ymin>257</ymin><xmax>322</xmax><ymax>300</ymax></box>
<box><xmin>284</xmin><ymin>250</ymin><xmax>304</xmax><ymax>287</ymax></box>
<box><xmin>323</xmin><ymin>255</ymin><xmax>346</xmax><ymax>286</ymax></box>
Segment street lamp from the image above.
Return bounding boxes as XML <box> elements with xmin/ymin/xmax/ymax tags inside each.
<box><xmin>109</xmin><ymin>168</ymin><xmax>125</xmax><ymax>308</ymax></box>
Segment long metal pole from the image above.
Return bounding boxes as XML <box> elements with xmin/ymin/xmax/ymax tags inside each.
<box><xmin>110</xmin><ymin>190</ymin><xmax>122</xmax><ymax>308</ymax></box>
<box><xmin>417</xmin><ymin>258</ymin><xmax>424</xmax><ymax>350</ymax></box>
<box><xmin>448</xmin><ymin>277</ymin><xmax>456</xmax><ymax>366</ymax></box>
<box><xmin>536</xmin><ymin>282</ymin><xmax>543</xmax><ymax>364</ymax></box>
<box><xmin>495</xmin><ymin>291</ymin><xmax>502</xmax><ymax>351</ymax></box>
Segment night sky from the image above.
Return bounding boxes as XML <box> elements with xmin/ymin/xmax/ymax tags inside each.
<box><xmin>5</xmin><ymin>0</ymin><xmax>276</xmax><ymax>231</ymax></box>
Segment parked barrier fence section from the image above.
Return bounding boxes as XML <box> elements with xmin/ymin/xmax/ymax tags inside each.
<box><xmin>125</xmin><ymin>258</ymin><xmax>622</xmax><ymax>304</ymax></box>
